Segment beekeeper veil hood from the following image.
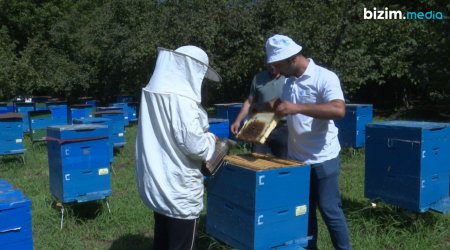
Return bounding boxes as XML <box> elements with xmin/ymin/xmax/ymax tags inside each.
<box><xmin>144</xmin><ymin>45</ymin><xmax>221</xmax><ymax>103</ymax></box>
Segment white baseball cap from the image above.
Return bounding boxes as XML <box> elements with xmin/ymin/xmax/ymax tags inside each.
<box><xmin>265</xmin><ymin>34</ymin><xmax>303</xmax><ymax>64</ymax></box>
<box><xmin>167</xmin><ymin>45</ymin><xmax>222</xmax><ymax>82</ymax></box>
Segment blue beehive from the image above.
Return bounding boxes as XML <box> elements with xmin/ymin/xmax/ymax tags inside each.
<box><xmin>215</xmin><ymin>103</ymin><xmax>242</xmax><ymax>122</ymax></box>
<box><xmin>127</xmin><ymin>102</ymin><xmax>138</xmax><ymax>122</ymax></box>
<box><xmin>93</xmin><ymin>111</ymin><xmax>126</xmax><ymax>147</ymax></box>
<box><xmin>85</xmin><ymin>100</ymin><xmax>97</xmax><ymax>107</ymax></box>
<box><xmin>14</xmin><ymin>102</ymin><xmax>35</xmax><ymax>133</ymax></box>
<box><xmin>207</xmin><ymin>154</ymin><xmax>311</xmax><ymax>249</ymax></box>
<box><xmin>47</xmin><ymin>124</ymin><xmax>111</xmax><ymax>203</ymax></box>
<box><xmin>334</xmin><ymin>104</ymin><xmax>373</xmax><ymax>148</ymax></box>
<box><xmin>32</xmin><ymin>96</ymin><xmax>51</xmax><ymax>111</ymax></box>
<box><xmin>0</xmin><ymin>179</ymin><xmax>33</xmax><ymax>250</ymax></box>
<box><xmin>68</xmin><ymin>104</ymin><xmax>94</xmax><ymax>124</ymax></box>
<box><xmin>96</xmin><ymin>107</ymin><xmax>122</xmax><ymax>112</ymax></box>
<box><xmin>0</xmin><ymin>179</ymin><xmax>13</xmax><ymax>189</ymax></box>
<box><xmin>46</xmin><ymin>101</ymin><xmax>68</xmax><ymax>126</ymax></box>
<box><xmin>110</xmin><ymin>103</ymin><xmax>130</xmax><ymax>126</ymax></box>
<box><xmin>73</xmin><ymin>118</ymin><xmax>114</xmax><ymax>163</ymax></box>
<box><xmin>214</xmin><ymin>103</ymin><xmax>244</xmax><ymax>139</ymax></box>
<box><xmin>0</xmin><ymin>113</ymin><xmax>25</xmax><ymax>156</ymax></box>
<box><xmin>78</xmin><ymin>97</ymin><xmax>97</xmax><ymax>108</ymax></box>
<box><xmin>208</xmin><ymin>118</ymin><xmax>230</xmax><ymax>139</ymax></box>
<box><xmin>365</xmin><ymin>121</ymin><xmax>450</xmax><ymax>213</ymax></box>
<box><xmin>29</xmin><ymin>110</ymin><xmax>52</xmax><ymax>142</ymax></box>
<box><xmin>116</xmin><ymin>95</ymin><xmax>133</xmax><ymax>103</ymax></box>
<box><xmin>0</xmin><ymin>102</ymin><xmax>13</xmax><ymax>114</ymax></box>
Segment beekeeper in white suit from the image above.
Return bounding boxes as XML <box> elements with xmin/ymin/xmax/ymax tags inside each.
<box><xmin>135</xmin><ymin>45</ymin><xmax>221</xmax><ymax>250</ymax></box>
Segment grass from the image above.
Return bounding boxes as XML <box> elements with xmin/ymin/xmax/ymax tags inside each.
<box><xmin>1</xmin><ymin>124</ymin><xmax>449</xmax><ymax>250</ymax></box>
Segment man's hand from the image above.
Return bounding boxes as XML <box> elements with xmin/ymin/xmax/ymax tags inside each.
<box><xmin>275</xmin><ymin>101</ymin><xmax>299</xmax><ymax>116</ymax></box>
<box><xmin>230</xmin><ymin>121</ymin><xmax>241</xmax><ymax>135</ymax></box>
<box><xmin>275</xmin><ymin>99</ymin><xmax>345</xmax><ymax>119</ymax></box>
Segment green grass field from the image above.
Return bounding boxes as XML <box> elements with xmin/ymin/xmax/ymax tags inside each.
<box><xmin>1</xmin><ymin>124</ymin><xmax>449</xmax><ymax>250</ymax></box>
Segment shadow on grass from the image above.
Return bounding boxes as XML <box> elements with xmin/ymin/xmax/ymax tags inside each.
<box><xmin>0</xmin><ymin>154</ymin><xmax>25</xmax><ymax>166</ymax></box>
<box><xmin>109</xmin><ymin>234</ymin><xmax>153</xmax><ymax>250</ymax></box>
<box><xmin>52</xmin><ymin>200</ymin><xmax>110</xmax><ymax>221</ymax></box>
<box><xmin>342</xmin><ymin>197</ymin><xmax>440</xmax><ymax>232</ymax></box>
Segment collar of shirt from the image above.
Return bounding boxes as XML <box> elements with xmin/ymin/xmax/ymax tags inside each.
<box><xmin>291</xmin><ymin>58</ymin><xmax>315</xmax><ymax>83</ymax></box>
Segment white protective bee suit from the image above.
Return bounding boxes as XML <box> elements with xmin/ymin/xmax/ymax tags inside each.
<box><xmin>135</xmin><ymin>46</ymin><xmax>221</xmax><ymax>219</ymax></box>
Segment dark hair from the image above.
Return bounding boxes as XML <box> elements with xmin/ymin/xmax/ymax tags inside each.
<box><xmin>287</xmin><ymin>50</ymin><xmax>304</xmax><ymax>63</ymax></box>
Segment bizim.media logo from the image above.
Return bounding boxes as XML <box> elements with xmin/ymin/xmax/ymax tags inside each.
<box><xmin>364</xmin><ymin>7</ymin><xmax>444</xmax><ymax>20</ymax></box>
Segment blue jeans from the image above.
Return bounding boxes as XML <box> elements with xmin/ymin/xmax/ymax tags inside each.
<box><xmin>307</xmin><ymin>157</ymin><xmax>351</xmax><ymax>250</ymax></box>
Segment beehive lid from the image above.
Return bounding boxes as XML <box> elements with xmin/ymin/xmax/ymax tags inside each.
<box><xmin>0</xmin><ymin>179</ymin><xmax>13</xmax><ymax>191</ymax></box>
<box><xmin>46</xmin><ymin>100</ymin><xmax>67</xmax><ymax>105</ymax></box>
<box><xmin>29</xmin><ymin>110</ymin><xmax>51</xmax><ymax>117</ymax></box>
<box><xmin>79</xmin><ymin>96</ymin><xmax>94</xmax><ymax>101</ymax></box>
<box><xmin>0</xmin><ymin>112</ymin><xmax>24</xmax><ymax>120</ymax></box>
<box><xmin>93</xmin><ymin>111</ymin><xmax>123</xmax><ymax>116</ymax></box>
<box><xmin>224</xmin><ymin>153</ymin><xmax>304</xmax><ymax>170</ymax></box>
<box><xmin>368</xmin><ymin>120</ymin><xmax>450</xmax><ymax>130</ymax></box>
<box><xmin>0</xmin><ymin>186</ymin><xmax>30</xmax><ymax>210</ymax></box>
<box><xmin>97</xmin><ymin>107</ymin><xmax>122</xmax><ymax>111</ymax></box>
<box><xmin>236</xmin><ymin>112</ymin><xmax>280</xmax><ymax>144</ymax></box>
<box><xmin>73</xmin><ymin>117</ymin><xmax>111</xmax><ymax>123</ymax></box>
<box><xmin>48</xmin><ymin>124</ymin><xmax>107</xmax><ymax>131</ymax></box>
<box><xmin>209</xmin><ymin>118</ymin><xmax>229</xmax><ymax>124</ymax></box>
<box><xmin>71</xmin><ymin>104</ymin><xmax>92</xmax><ymax>108</ymax></box>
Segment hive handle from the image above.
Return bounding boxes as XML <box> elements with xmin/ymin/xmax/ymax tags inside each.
<box><xmin>0</xmin><ymin>227</ymin><xmax>21</xmax><ymax>233</ymax></box>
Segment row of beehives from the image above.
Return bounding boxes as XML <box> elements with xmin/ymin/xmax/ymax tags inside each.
<box><xmin>0</xmin><ymin>96</ymin><xmax>139</xmax><ymax>158</ymax></box>
<box><xmin>209</xmin><ymin>103</ymin><xmax>450</xmax><ymax>215</ymax></box>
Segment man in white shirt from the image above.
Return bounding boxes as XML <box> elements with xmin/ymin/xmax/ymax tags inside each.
<box><xmin>135</xmin><ymin>45</ymin><xmax>221</xmax><ymax>250</ymax></box>
<box><xmin>265</xmin><ymin>34</ymin><xmax>351</xmax><ymax>250</ymax></box>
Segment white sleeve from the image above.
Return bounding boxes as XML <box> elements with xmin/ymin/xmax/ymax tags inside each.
<box><xmin>322</xmin><ymin>71</ymin><xmax>345</xmax><ymax>102</ymax></box>
<box><xmin>172</xmin><ymin>98</ymin><xmax>216</xmax><ymax>161</ymax></box>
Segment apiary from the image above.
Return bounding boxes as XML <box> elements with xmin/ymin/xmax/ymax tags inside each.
<box><xmin>46</xmin><ymin>101</ymin><xmax>68</xmax><ymax>126</ymax></box>
<box><xmin>33</xmin><ymin>96</ymin><xmax>51</xmax><ymax>111</ymax></box>
<box><xmin>79</xmin><ymin>97</ymin><xmax>97</xmax><ymax>108</ymax></box>
<box><xmin>334</xmin><ymin>104</ymin><xmax>373</xmax><ymax>148</ymax></box>
<box><xmin>0</xmin><ymin>113</ymin><xmax>25</xmax><ymax>156</ymax></box>
<box><xmin>0</xmin><ymin>102</ymin><xmax>13</xmax><ymax>114</ymax></box>
<box><xmin>29</xmin><ymin>110</ymin><xmax>52</xmax><ymax>142</ymax></box>
<box><xmin>215</xmin><ymin>103</ymin><xmax>242</xmax><ymax>121</ymax></box>
<box><xmin>110</xmin><ymin>103</ymin><xmax>130</xmax><ymax>126</ymax></box>
<box><xmin>14</xmin><ymin>102</ymin><xmax>35</xmax><ymax>133</ymax></box>
<box><xmin>0</xmin><ymin>179</ymin><xmax>33</xmax><ymax>249</ymax></box>
<box><xmin>214</xmin><ymin>103</ymin><xmax>244</xmax><ymax>139</ymax></box>
<box><xmin>47</xmin><ymin>124</ymin><xmax>111</xmax><ymax>203</ymax></box>
<box><xmin>68</xmin><ymin>104</ymin><xmax>94</xmax><ymax>123</ymax></box>
<box><xmin>116</xmin><ymin>95</ymin><xmax>133</xmax><ymax>103</ymax></box>
<box><xmin>208</xmin><ymin>118</ymin><xmax>230</xmax><ymax>139</ymax></box>
<box><xmin>365</xmin><ymin>121</ymin><xmax>450</xmax><ymax>213</ymax></box>
<box><xmin>73</xmin><ymin>118</ymin><xmax>114</xmax><ymax>163</ymax></box>
<box><xmin>93</xmin><ymin>111</ymin><xmax>126</xmax><ymax>147</ymax></box>
<box><xmin>207</xmin><ymin>153</ymin><xmax>311</xmax><ymax>249</ymax></box>
<box><xmin>127</xmin><ymin>102</ymin><xmax>139</xmax><ymax>122</ymax></box>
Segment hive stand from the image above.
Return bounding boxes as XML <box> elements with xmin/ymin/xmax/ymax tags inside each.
<box><xmin>56</xmin><ymin>199</ymin><xmax>111</xmax><ymax>229</ymax></box>
<box><xmin>46</xmin><ymin>124</ymin><xmax>113</xmax><ymax>229</ymax></box>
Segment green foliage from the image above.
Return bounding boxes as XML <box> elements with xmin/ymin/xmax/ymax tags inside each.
<box><xmin>0</xmin><ymin>26</ymin><xmax>17</xmax><ymax>99</ymax></box>
<box><xmin>0</xmin><ymin>0</ymin><xmax>448</xmax><ymax>107</ymax></box>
